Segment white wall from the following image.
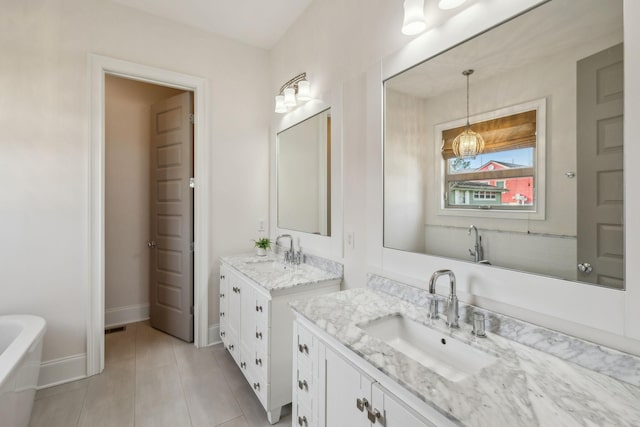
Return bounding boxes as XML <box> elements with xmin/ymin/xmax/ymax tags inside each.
<box><xmin>104</xmin><ymin>76</ymin><xmax>184</xmax><ymax>324</ymax></box>
<box><xmin>0</xmin><ymin>0</ymin><xmax>270</xmax><ymax>372</ymax></box>
<box><xmin>271</xmin><ymin>0</ymin><xmax>640</xmax><ymax>355</ymax></box>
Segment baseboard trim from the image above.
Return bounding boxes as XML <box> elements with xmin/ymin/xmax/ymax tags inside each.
<box><xmin>105</xmin><ymin>304</ymin><xmax>149</xmax><ymax>328</ymax></box>
<box><xmin>208</xmin><ymin>323</ymin><xmax>221</xmax><ymax>346</ymax></box>
<box><xmin>37</xmin><ymin>353</ymin><xmax>87</xmax><ymax>389</ymax></box>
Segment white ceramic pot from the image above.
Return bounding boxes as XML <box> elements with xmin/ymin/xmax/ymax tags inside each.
<box><xmin>256</xmin><ymin>247</ymin><xmax>267</xmax><ymax>256</ymax></box>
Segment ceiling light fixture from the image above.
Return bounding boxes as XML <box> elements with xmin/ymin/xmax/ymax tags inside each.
<box><xmin>274</xmin><ymin>72</ymin><xmax>311</xmax><ymax>113</ymax></box>
<box><xmin>438</xmin><ymin>0</ymin><xmax>467</xmax><ymax>10</ymax></box>
<box><xmin>452</xmin><ymin>69</ymin><xmax>485</xmax><ymax>159</ymax></box>
<box><xmin>402</xmin><ymin>0</ymin><xmax>427</xmax><ymax>35</ymax></box>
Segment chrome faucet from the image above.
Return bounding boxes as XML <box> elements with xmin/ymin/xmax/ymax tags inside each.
<box><xmin>428</xmin><ymin>269</ymin><xmax>459</xmax><ymax>328</ymax></box>
<box><xmin>468</xmin><ymin>225</ymin><xmax>484</xmax><ymax>263</ymax></box>
<box><xmin>275</xmin><ymin>234</ymin><xmax>294</xmax><ymax>263</ymax></box>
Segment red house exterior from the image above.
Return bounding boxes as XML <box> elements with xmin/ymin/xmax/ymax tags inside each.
<box><xmin>477</xmin><ymin>161</ymin><xmax>534</xmax><ymax>205</ymax></box>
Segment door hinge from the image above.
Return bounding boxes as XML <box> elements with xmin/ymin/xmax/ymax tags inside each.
<box><xmin>189</xmin><ymin>177</ymin><xmax>195</xmax><ymax>188</ymax></box>
<box><xmin>189</xmin><ymin>113</ymin><xmax>195</xmax><ymax>124</ymax></box>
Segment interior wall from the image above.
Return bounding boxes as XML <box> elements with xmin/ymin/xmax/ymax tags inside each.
<box><xmin>0</xmin><ymin>0</ymin><xmax>270</xmax><ymax>368</ymax></box>
<box><xmin>104</xmin><ymin>75</ymin><xmax>184</xmax><ymax>323</ymax></box>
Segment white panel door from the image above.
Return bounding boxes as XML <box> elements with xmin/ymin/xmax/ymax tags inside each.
<box><xmin>325</xmin><ymin>348</ymin><xmax>371</xmax><ymax>427</ymax></box>
<box><xmin>149</xmin><ymin>91</ymin><xmax>194</xmax><ymax>341</ymax></box>
<box><xmin>577</xmin><ymin>43</ymin><xmax>624</xmax><ymax>288</ymax></box>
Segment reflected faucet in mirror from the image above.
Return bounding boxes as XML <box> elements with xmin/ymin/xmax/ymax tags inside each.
<box><xmin>468</xmin><ymin>225</ymin><xmax>485</xmax><ymax>264</ymax></box>
<box><xmin>275</xmin><ymin>234</ymin><xmax>293</xmax><ymax>259</ymax></box>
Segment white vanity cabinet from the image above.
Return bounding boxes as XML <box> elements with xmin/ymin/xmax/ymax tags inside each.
<box><xmin>219</xmin><ymin>259</ymin><xmax>341</xmax><ymax>424</ymax></box>
<box><xmin>293</xmin><ymin>319</ymin><xmax>452</xmax><ymax>427</ymax></box>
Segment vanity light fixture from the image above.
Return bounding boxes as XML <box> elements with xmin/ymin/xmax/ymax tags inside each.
<box><xmin>438</xmin><ymin>0</ymin><xmax>467</xmax><ymax>10</ymax></box>
<box><xmin>274</xmin><ymin>72</ymin><xmax>311</xmax><ymax>113</ymax></box>
<box><xmin>452</xmin><ymin>69</ymin><xmax>485</xmax><ymax>159</ymax></box>
<box><xmin>402</xmin><ymin>0</ymin><xmax>427</xmax><ymax>35</ymax></box>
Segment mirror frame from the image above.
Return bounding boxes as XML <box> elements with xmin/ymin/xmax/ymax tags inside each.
<box><xmin>271</xmin><ymin>88</ymin><xmax>343</xmax><ymax>260</ymax></box>
<box><xmin>366</xmin><ymin>0</ymin><xmax>640</xmax><ymax>352</ymax></box>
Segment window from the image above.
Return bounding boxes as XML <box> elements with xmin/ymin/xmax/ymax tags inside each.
<box><xmin>439</xmin><ymin>105</ymin><xmax>543</xmax><ymax>214</ymax></box>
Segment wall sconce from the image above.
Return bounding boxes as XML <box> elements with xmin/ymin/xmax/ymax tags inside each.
<box><xmin>402</xmin><ymin>0</ymin><xmax>427</xmax><ymax>35</ymax></box>
<box><xmin>274</xmin><ymin>72</ymin><xmax>311</xmax><ymax>113</ymax></box>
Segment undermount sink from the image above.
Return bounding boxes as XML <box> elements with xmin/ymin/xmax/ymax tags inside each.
<box><xmin>358</xmin><ymin>314</ymin><xmax>497</xmax><ymax>382</ymax></box>
<box><xmin>246</xmin><ymin>261</ymin><xmax>291</xmax><ymax>273</ymax></box>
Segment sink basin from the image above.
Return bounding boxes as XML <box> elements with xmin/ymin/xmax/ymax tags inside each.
<box><xmin>358</xmin><ymin>314</ymin><xmax>497</xmax><ymax>382</ymax></box>
<box><xmin>246</xmin><ymin>261</ymin><xmax>291</xmax><ymax>273</ymax></box>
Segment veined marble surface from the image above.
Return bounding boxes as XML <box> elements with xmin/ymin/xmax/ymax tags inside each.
<box><xmin>290</xmin><ymin>287</ymin><xmax>640</xmax><ymax>427</ymax></box>
<box><xmin>221</xmin><ymin>253</ymin><xmax>342</xmax><ymax>293</ymax></box>
<box><xmin>368</xmin><ymin>273</ymin><xmax>640</xmax><ymax>388</ymax></box>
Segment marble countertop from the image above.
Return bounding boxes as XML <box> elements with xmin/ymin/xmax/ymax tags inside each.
<box><xmin>220</xmin><ymin>253</ymin><xmax>342</xmax><ymax>294</ymax></box>
<box><xmin>290</xmin><ymin>288</ymin><xmax>640</xmax><ymax>427</ymax></box>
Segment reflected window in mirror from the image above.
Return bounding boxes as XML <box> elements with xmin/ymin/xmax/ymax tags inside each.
<box><xmin>438</xmin><ymin>103</ymin><xmax>543</xmax><ymax>215</ymax></box>
<box><xmin>277</xmin><ymin>108</ymin><xmax>331</xmax><ymax>236</ymax></box>
<box><xmin>382</xmin><ymin>0</ymin><xmax>623</xmax><ymax>288</ymax></box>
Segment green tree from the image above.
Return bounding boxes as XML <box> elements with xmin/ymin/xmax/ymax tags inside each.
<box><xmin>450</xmin><ymin>158</ymin><xmax>471</xmax><ymax>171</ymax></box>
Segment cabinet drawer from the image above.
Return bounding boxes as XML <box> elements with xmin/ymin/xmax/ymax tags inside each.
<box><xmin>296</xmin><ymin>361</ymin><xmax>313</xmax><ymax>409</ymax></box>
<box><xmin>295</xmin><ymin>400</ymin><xmax>315</xmax><ymax>427</ymax></box>
<box><xmin>295</xmin><ymin>325</ymin><xmax>314</xmax><ymax>363</ymax></box>
<box><xmin>253</xmin><ymin>323</ymin><xmax>269</xmax><ymax>351</ymax></box>
<box><xmin>252</xmin><ymin>347</ymin><xmax>268</xmax><ymax>379</ymax></box>
<box><xmin>253</xmin><ymin>293</ymin><xmax>270</xmax><ymax>327</ymax></box>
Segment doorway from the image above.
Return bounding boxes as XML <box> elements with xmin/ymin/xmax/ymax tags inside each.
<box><xmin>89</xmin><ymin>54</ymin><xmax>211</xmax><ymax>376</ymax></box>
<box><xmin>105</xmin><ymin>75</ymin><xmax>195</xmax><ymax>342</ymax></box>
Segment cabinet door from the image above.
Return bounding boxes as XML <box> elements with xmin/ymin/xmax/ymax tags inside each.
<box><xmin>219</xmin><ymin>265</ymin><xmax>229</xmax><ymax>344</ymax></box>
<box><xmin>371</xmin><ymin>384</ymin><xmax>435</xmax><ymax>427</ymax></box>
<box><xmin>239</xmin><ymin>279</ymin><xmax>256</xmax><ymax>349</ymax></box>
<box><xmin>325</xmin><ymin>348</ymin><xmax>371</xmax><ymax>427</ymax></box>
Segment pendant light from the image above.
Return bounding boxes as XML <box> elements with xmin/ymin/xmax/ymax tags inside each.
<box><xmin>452</xmin><ymin>69</ymin><xmax>485</xmax><ymax>159</ymax></box>
<box><xmin>438</xmin><ymin>0</ymin><xmax>466</xmax><ymax>10</ymax></box>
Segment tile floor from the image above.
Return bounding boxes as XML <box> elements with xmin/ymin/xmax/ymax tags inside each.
<box><xmin>30</xmin><ymin>321</ymin><xmax>292</xmax><ymax>427</ymax></box>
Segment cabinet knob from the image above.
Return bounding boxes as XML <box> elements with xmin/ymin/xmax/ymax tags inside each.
<box><xmin>297</xmin><ymin>416</ymin><xmax>308</xmax><ymax>426</ymax></box>
<box><xmin>219</xmin><ymin>293</ymin><xmax>225</xmax><ymax>298</ymax></box>
<box><xmin>219</xmin><ymin>312</ymin><xmax>225</xmax><ymax>317</ymax></box>
<box><xmin>240</xmin><ymin>362</ymin><xmax>246</xmax><ymax>369</ymax></box>
<box><xmin>255</xmin><ymin>305</ymin><xmax>263</xmax><ymax>312</ymax></box>
<box><xmin>298</xmin><ymin>343</ymin><xmax>309</xmax><ymax>354</ymax></box>
<box><xmin>255</xmin><ymin>331</ymin><xmax>263</xmax><ymax>339</ymax></box>
<box><xmin>220</xmin><ymin>331</ymin><xmax>225</xmax><ymax>337</ymax></box>
<box><xmin>253</xmin><ymin>382</ymin><xmax>260</xmax><ymax>391</ymax></box>
<box><xmin>220</xmin><ymin>274</ymin><xmax>225</xmax><ymax>280</ymax></box>
<box><xmin>368</xmin><ymin>408</ymin><xmax>385</xmax><ymax>426</ymax></box>
<box><xmin>255</xmin><ymin>358</ymin><xmax>262</xmax><ymax>366</ymax></box>
<box><xmin>228</xmin><ymin>344</ymin><xmax>234</xmax><ymax>351</ymax></box>
<box><xmin>298</xmin><ymin>379</ymin><xmax>308</xmax><ymax>390</ymax></box>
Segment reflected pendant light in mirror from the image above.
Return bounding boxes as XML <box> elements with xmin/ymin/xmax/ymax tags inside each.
<box><xmin>402</xmin><ymin>0</ymin><xmax>427</xmax><ymax>35</ymax></box>
<box><xmin>452</xmin><ymin>69</ymin><xmax>485</xmax><ymax>159</ymax></box>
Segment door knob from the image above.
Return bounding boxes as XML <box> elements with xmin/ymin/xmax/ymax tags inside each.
<box><xmin>147</xmin><ymin>241</ymin><xmax>157</xmax><ymax>248</ymax></box>
<box><xmin>577</xmin><ymin>263</ymin><xmax>593</xmax><ymax>274</ymax></box>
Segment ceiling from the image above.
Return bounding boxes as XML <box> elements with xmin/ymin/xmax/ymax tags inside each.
<box><xmin>111</xmin><ymin>0</ymin><xmax>313</xmax><ymax>49</ymax></box>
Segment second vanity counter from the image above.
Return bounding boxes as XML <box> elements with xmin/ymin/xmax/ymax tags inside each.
<box><xmin>290</xmin><ymin>286</ymin><xmax>640</xmax><ymax>427</ymax></box>
<box><xmin>221</xmin><ymin>254</ymin><xmax>342</xmax><ymax>294</ymax></box>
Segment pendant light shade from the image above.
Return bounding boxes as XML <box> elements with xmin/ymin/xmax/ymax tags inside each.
<box><xmin>452</xmin><ymin>69</ymin><xmax>485</xmax><ymax>159</ymax></box>
<box><xmin>283</xmin><ymin>87</ymin><xmax>297</xmax><ymax>107</ymax></box>
<box><xmin>297</xmin><ymin>80</ymin><xmax>311</xmax><ymax>102</ymax></box>
<box><xmin>402</xmin><ymin>0</ymin><xmax>427</xmax><ymax>35</ymax></box>
<box><xmin>274</xmin><ymin>95</ymin><xmax>287</xmax><ymax>113</ymax></box>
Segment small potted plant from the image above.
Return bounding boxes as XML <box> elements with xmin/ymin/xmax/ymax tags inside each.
<box><xmin>253</xmin><ymin>237</ymin><xmax>271</xmax><ymax>256</ymax></box>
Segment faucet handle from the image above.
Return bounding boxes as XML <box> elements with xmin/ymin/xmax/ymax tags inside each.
<box><xmin>426</xmin><ymin>295</ymin><xmax>440</xmax><ymax>319</ymax></box>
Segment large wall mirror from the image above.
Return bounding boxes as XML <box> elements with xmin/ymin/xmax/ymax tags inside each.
<box><xmin>384</xmin><ymin>0</ymin><xmax>624</xmax><ymax>288</ymax></box>
<box><xmin>277</xmin><ymin>108</ymin><xmax>332</xmax><ymax>236</ymax></box>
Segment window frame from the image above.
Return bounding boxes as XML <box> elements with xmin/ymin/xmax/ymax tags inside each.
<box><xmin>435</xmin><ymin>98</ymin><xmax>547</xmax><ymax>220</ymax></box>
